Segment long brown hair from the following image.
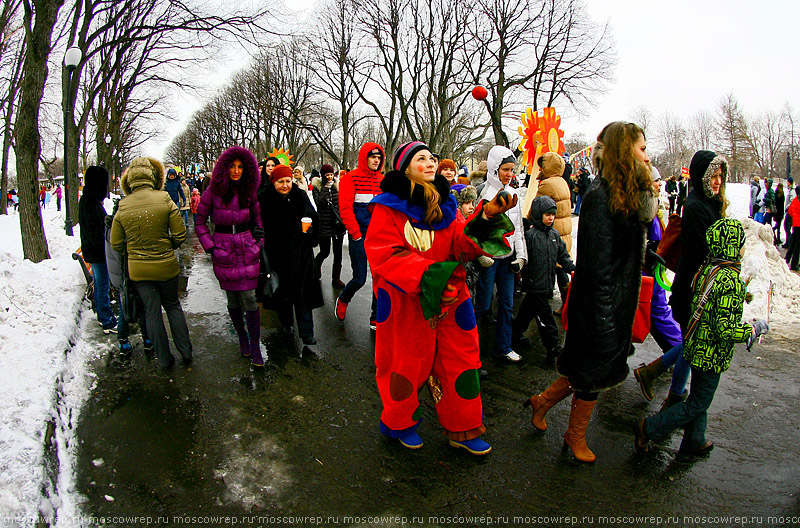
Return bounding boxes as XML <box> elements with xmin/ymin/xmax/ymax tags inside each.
<box><xmin>407</xmin><ymin>176</ymin><xmax>444</xmax><ymax>225</ymax></box>
<box><xmin>593</xmin><ymin>121</ymin><xmax>653</xmax><ymax>216</ymax></box>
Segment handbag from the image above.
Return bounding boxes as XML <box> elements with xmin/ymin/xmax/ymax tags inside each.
<box><xmin>561</xmin><ymin>275</ymin><xmax>654</xmax><ymax>344</ymax></box>
<box><xmin>259</xmin><ymin>244</ymin><xmax>280</xmax><ymax>298</ymax></box>
<box><xmin>656</xmin><ymin>214</ymin><xmax>682</xmax><ymax>272</ymax></box>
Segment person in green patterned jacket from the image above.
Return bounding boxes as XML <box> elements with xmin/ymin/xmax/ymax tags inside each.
<box><xmin>635</xmin><ymin>218</ymin><xmax>769</xmax><ymax>458</ymax></box>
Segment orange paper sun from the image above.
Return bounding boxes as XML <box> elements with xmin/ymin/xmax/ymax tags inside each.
<box><xmin>517</xmin><ymin>108</ymin><xmax>541</xmax><ymax>175</ymax></box>
<box><xmin>268</xmin><ymin>147</ymin><xmax>294</xmax><ymax>167</ymax></box>
<box><xmin>535</xmin><ymin>107</ymin><xmax>565</xmax><ymax>156</ymax></box>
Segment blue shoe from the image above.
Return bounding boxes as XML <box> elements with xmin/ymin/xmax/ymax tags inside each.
<box><xmin>398</xmin><ymin>431</ymin><xmax>423</xmax><ymax>449</ymax></box>
<box><xmin>118</xmin><ymin>341</ymin><xmax>132</xmax><ymax>360</ymax></box>
<box><xmin>142</xmin><ymin>338</ymin><xmax>154</xmax><ymax>352</ymax></box>
<box><xmin>449</xmin><ymin>437</ymin><xmax>492</xmax><ymax>455</ymax></box>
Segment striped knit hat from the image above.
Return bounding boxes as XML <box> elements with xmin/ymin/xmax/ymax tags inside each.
<box><xmin>392</xmin><ymin>141</ymin><xmax>430</xmax><ymax>174</ymax></box>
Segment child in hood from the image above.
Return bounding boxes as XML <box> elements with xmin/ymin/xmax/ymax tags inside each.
<box><xmin>512</xmin><ymin>195</ymin><xmax>575</xmax><ymax>362</ymax></box>
<box><xmin>636</xmin><ymin>218</ymin><xmax>769</xmax><ymax>457</ymax></box>
<box><xmin>190</xmin><ymin>188</ymin><xmax>201</xmax><ymax>225</ymax></box>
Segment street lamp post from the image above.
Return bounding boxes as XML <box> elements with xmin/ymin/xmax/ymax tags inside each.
<box><xmin>63</xmin><ymin>46</ymin><xmax>82</xmax><ymax>236</ymax></box>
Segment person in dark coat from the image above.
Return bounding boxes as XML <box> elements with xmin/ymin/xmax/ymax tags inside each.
<box><xmin>259</xmin><ymin>164</ymin><xmax>323</xmax><ymax>345</ymax></box>
<box><xmin>311</xmin><ymin>164</ymin><xmax>346</xmax><ymax>288</ymax></box>
<box><xmin>512</xmin><ymin>195</ymin><xmax>575</xmax><ymax>361</ymax></box>
<box><xmin>676</xmin><ymin>175</ymin><xmax>689</xmax><ymax>216</ymax></box>
<box><xmin>164</xmin><ymin>168</ymin><xmax>185</xmax><ymax>208</ymax></box>
<box><xmin>773</xmin><ymin>182</ymin><xmax>785</xmax><ymax>245</ymax></box>
<box><xmin>79</xmin><ymin>165</ymin><xmax>117</xmax><ymax>333</ymax></box>
<box><xmin>196</xmin><ymin>146</ymin><xmax>265</xmax><ymax>367</ymax></box>
<box><xmin>665</xmin><ymin>175</ymin><xmax>678</xmax><ymax>215</ymax></box>
<box><xmin>524</xmin><ymin>121</ymin><xmax>656</xmax><ymax>463</ymax></box>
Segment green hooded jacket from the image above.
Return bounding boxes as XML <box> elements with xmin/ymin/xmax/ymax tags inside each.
<box><xmin>683</xmin><ymin>218</ymin><xmax>753</xmax><ymax>374</ymax></box>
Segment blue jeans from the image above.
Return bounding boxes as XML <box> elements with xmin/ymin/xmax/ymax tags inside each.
<box><xmin>475</xmin><ymin>258</ymin><xmax>515</xmax><ymax>354</ymax></box>
<box><xmin>340</xmin><ymin>235</ymin><xmax>376</xmax><ymax>319</ymax></box>
<box><xmin>278</xmin><ymin>302</ymin><xmax>314</xmax><ymax>338</ymax></box>
<box><xmin>181</xmin><ymin>209</ymin><xmax>189</xmax><ymax>225</ymax></box>
<box><xmin>660</xmin><ymin>343</ymin><xmax>691</xmax><ymax>395</ymax></box>
<box><xmin>574</xmin><ymin>194</ymin><xmax>583</xmax><ymax>215</ymax></box>
<box><xmin>644</xmin><ymin>367</ymin><xmax>720</xmax><ymax>452</ymax></box>
<box><xmin>90</xmin><ymin>262</ymin><xmax>116</xmax><ymax>328</ymax></box>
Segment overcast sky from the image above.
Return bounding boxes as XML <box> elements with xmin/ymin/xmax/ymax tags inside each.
<box><xmin>150</xmin><ymin>0</ymin><xmax>800</xmax><ymax>160</ymax></box>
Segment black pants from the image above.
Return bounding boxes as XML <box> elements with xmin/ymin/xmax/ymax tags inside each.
<box><xmin>668</xmin><ymin>196</ymin><xmax>676</xmax><ymax>215</ymax></box>
<box><xmin>512</xmin><ymin>291</ymin><xmax>559</xmax><ymax>351</ymax></box>
<box><xmin>787</xmin><ymin>226</ymin><xmax>800</xmax><ymax>270</ymax></box>
<box><xmin>315</xmin><ymin>234</ymin><xmax>343</xmax><ymax>271</ymax></box>
<box><xmin>133</xmin><ymin>276</ymin><xmax>192</xmax><ymax>366</ymax></box>
<box><xmin>785</xmin><ymin>214</ymin><xmax>793</xmax><ymax>246</ymax></box>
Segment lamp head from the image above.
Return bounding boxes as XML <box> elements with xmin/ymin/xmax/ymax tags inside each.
<box><xmin>64</xmin><ymin>47</ymin><xmax>82</xmax><ymax>70</ymax></box>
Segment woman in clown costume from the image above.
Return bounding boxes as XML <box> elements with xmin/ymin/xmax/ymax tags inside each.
<box><xmin>365</xmin><ymin>141</ymin><xmax>516</xmax><ymax>455</ymax></box>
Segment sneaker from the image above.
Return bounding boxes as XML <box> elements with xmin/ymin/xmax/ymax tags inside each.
<box><xmin>398</xmin><ymin>431</ymin><xmax>423</xmax><ymax>449</ymax></box>
<box><xmin>335</xmin><ymin>297</ymin><xmax>348</xmax><ymax>322</ymax></box>
<box><xmin>449</xmin><ymin>437</ymin><xmax>492</xmax><ymax>455</ymax></box>
<box><xmin>369</xmin><ymin>319</ymin><xmax>377</xmax><ymax>331</ymax></box>
<box><xmin>495</xmin><ymin>350</ymin><xmax>521</xmax><ymax>362</ymax></box>
<box><xmin>677</xmin><ymin>440</ymin><xmax>714</xmax><ymax>458</ymax></box>
<box><xmin>102</xmin><ymin>323</ymin><xmax>118</xmax><ymax>334</ymax></box>
<box><xmin>118</xmin><ymin>341</ymin><xmax>132</xmax><ymax>360</ymax></box>
<box><xmin>302</xmin><ymin>336</ymin><xmax>317</xmax><ymax>345</ymax></box>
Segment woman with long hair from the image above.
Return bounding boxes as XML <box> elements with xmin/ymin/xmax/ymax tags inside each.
<box><xmin>523</xmin><ymin>121</ymin><xmax>656</xmax><ymax>463</ymax></box>
<box><xmin>365</xmin><ymin>141</ymin><xmax>517</xmax><ymax>455</ymax></box>
<box><xmin>195</xmin><ymin>146</ymin><xmax>265</xmax><ymax>367</ymax></box>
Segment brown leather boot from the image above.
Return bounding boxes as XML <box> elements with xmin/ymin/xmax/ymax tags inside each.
<box><xmin>633</xmin><ymin>357</ymin><xmax>667</xmax><ymax>401</ymax></box>
<box><xmin>563</xmin><ymin>396</ymin><xmax>597</xmax><ymax>463</ymax></box>
<box><xmin>659</xmin><ymin>390</ymin><xmax>686</xmax><ymax>412</ymax></box>
<box><xmin>522</xmin><ymin>376</ymin><xmax>572</xmax><ymax>431</ymax></box>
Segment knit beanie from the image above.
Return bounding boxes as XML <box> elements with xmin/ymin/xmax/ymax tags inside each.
<box><xmin>438</xmin><ymin>158</ymin><xmax>457</xmax><ymax>173</ymax></box>
<box><xmin>321</xmin><ymin>163</ymin><xmax>335</xmax><ymax>176</ymax></box>
<box><xmin>270</xmin><ymin>164</ymin><xmax>292</xmax><ymax>184</ymax></box>
<box><xmin>392</xmin><ymin>141</ymin><xmax>429</xmax><ymax>174</ymax></box>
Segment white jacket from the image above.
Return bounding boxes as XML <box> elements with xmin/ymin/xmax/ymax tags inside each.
<box><xmin>478</xmin><ymin>145</ymin><xmax>527</xmax><ymax>262</ymax></box>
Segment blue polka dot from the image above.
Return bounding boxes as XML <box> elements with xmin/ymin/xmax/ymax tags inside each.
<box><xmin>454</xmin><ymin>297</ymin><xmax>476</xmax><ymax>331</ymax></box>
<box><xmin>376</xmin><ymin>288</ymin><xmax>392</xmax><ymax>323</ymax></box>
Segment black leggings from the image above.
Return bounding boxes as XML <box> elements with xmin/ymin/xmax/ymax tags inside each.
<box><xmin>315</xmin><ymin>235</ymin><xmax>343</xmax><ymax>270</ymax></box>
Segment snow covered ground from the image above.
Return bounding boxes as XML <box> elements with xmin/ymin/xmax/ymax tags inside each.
<box><xmin>0</xmin><ymin>182</ymin><xmax>797</xmax><ymax>526</ymax></box>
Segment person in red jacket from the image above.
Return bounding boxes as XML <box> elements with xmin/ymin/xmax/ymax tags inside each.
<box><xmin>366</xmin><ymin>141</ymin><xmax>517</xmax><ymax>454</ymax></box>
<box><xmin>335</xmin><ymin>142</ymin><xmax>385</xmax><ymax>328</ymax></box>
<box><xmin>785</xmin><ymin>186</ymin><xmax>800</xmax><ymax>271</ymax></box>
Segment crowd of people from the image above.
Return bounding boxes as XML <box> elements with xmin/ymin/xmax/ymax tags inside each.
<box><xmin>76</xmin><ymin>120</ymin><xmax>778</xmax><ymax>462</ymax></box>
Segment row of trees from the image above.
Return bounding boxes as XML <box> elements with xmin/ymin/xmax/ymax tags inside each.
<box><xmin>629</xmin><ymin>94</ymin><xmax>799</xmax><ymax>184</ymax></box>
<box><xmin>0</xmin><ymin>0</ymin><xmax>274</xmax><ymax>261</ymax></box>
<box><xmin>166</xmin><ymin>0</ymin><xmax>615</xmax><ymax>172</ymax></box>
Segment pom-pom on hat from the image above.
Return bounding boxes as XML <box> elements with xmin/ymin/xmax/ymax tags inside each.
<box><xmin>392</xmin><ymin>141</ymin><xmax>430</xmax><ymax>174</ymax></box>
<box><xmin>321</xmin><ymin>163</ymin><xmax>335</xmax><ymax>176</ymax></box>
<box><xmin>270</xmin><ymin>164</ymin><xmax>292</xmax><ymax>184</ymax></box>
<box><xmin>438</xmin><ymin>158</ymin><xmax>457</xmax><ymax>173</ymax></box>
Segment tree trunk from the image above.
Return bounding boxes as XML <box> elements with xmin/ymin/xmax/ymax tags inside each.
<box><xmin>14</xmin><ymin>0</ymin><xmax>65</xmax><ymax>262</ymax></box>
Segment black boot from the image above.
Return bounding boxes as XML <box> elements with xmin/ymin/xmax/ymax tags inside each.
<box><xmin>332</xmin><ymin>264</ymin><xmax>345</xmax><ymax>288</ymax></box>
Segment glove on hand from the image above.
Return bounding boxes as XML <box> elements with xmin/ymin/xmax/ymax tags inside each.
<box><xmin>477</xmin><ymin>255</ymin><xmax>495</xmax><ymax>268</ymax></box>
<box><xmin>510</xmin><ymin>258</ymin><xmax>525</xmax><ymax>274</ymax></box>
<box><xmin>746</xmin><ymin>319</ymin><xmax>770</xmax><ymax>350</ymax></box>
<box><xmin>644</xmin><ymin>248</ymin><xmax>666</xmax><ymax>274</ymax></box>
<box><xmin>251</xmin><ymin>226</ymin><xmax>265</xmax><ymax>239</ymax></box>
<box><xmin>483</xmin><ymin>191</ymin><xmax>518</xmax><ymax>220</ymax></box>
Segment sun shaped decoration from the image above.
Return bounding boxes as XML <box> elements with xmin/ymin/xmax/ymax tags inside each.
<box><xmin>535</xmin><ymin>107</ymin><xmax>565</xmax><ymax>156</ymax></box>
<box><xmin>517</xmin><ymin>108</ymin><xmax>541</xmax><ymax>175</ymax></box>
<box><xmin>268</xmin><ymin>147</ymin><xmax>294</xmax><ymax>166</ymax></box>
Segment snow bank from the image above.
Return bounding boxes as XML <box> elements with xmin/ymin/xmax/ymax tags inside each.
<box><xmin>0</xmin><ymin>203</ymin><xmax>99</xmax><ymax>526</ymax></box>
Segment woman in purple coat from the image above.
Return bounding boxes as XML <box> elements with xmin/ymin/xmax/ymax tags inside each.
<box><xmin>196</xmin><ymin>146</ymin><xmax>265</xmax><ymax>367</ymax></box>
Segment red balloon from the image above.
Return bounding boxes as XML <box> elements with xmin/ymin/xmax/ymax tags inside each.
<box><xmin>472</xmin><ymin>85</ymin><xmax>488</xmax><ymax>101</ymax></box>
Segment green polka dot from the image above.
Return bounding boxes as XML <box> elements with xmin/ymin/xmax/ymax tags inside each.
<box><xmin>411</xmin><ymin>405</ymin><xmax>423</xmax><ymax>422</ymax></box>
<box><xmin>455</xmin><ymin>369</ymin><xmax>481</xmax><ymax>400</ymax></box>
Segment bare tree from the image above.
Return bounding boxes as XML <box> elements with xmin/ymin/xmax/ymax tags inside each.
<box><xmin>653</xmin><ymin>111</ymin><xmax>691</xmax><ymax>179</ymax></box>
<box><xmin>688</xmin><ymin>109</ymin><xmax>716</xmax><ymax>151</ymax></box>
<box><xmin>0</xmin><ymin>0</ymin><xmax>24</xmax><ymax>214</ymax></box>
<box><xmin>716</xmin><ymin>93</ymin><xmax>749</xmax><ymax>183</ymax></box>
<box><xmin>629</xmin><ymin>105</ymin><xmax>651</xmax><ymax>137</ymax></box>
<box><xmin>14</xmin><ymin>0</ymin><xmax>65</xmax><ymax>262</ymax></box>
<box><xmin>746</xmin><ymin>110</ymin><xmax>786</xmax><ymax>180</ymax></box>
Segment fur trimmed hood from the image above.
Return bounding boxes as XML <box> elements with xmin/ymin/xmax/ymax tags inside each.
<box><xmin>209</xmin><ymin>146</ymin><xmax>260</xmax><ymax>205</ymax></box>
<box><xmin>311</xmin><ymin>176</ymin><xmax>338</xmax><ymax>192</ymax></box>
<box><xmin>122</xmin><ymin>157</ymin><xmax>165</xmax><ymax>195</ymax></box>
<box><xmin>689</xmin><ymin>150</ymin><xmax>728</xmax><ymax>203</ymax></box>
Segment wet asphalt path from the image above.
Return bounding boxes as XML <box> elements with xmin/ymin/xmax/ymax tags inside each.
<box><xmin>73</xmin><ymin>228</ymin><xmax>800</xmax><ymax>527</ymax></box>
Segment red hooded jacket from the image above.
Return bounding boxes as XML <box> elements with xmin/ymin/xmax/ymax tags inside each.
<box><xmin>338</xmin><ymin>142</ymin><xmax>385</xmax><ymax>239</ymax></box>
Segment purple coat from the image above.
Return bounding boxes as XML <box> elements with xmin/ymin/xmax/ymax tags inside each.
<box><xmin>195</xmin><ymin>146</ymin><xmax>262</xmax><ymax>291</ymax></box>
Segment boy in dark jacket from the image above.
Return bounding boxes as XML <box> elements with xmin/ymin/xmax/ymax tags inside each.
<box><xmin>636</xmin><ymin>218</ymin><xmax>769</xmax><ymax>457</ymax></box>
<box><xmin>512</xmin><ymin>195</ymin><xmax>575</xmax><ymax>361</ymax></box>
